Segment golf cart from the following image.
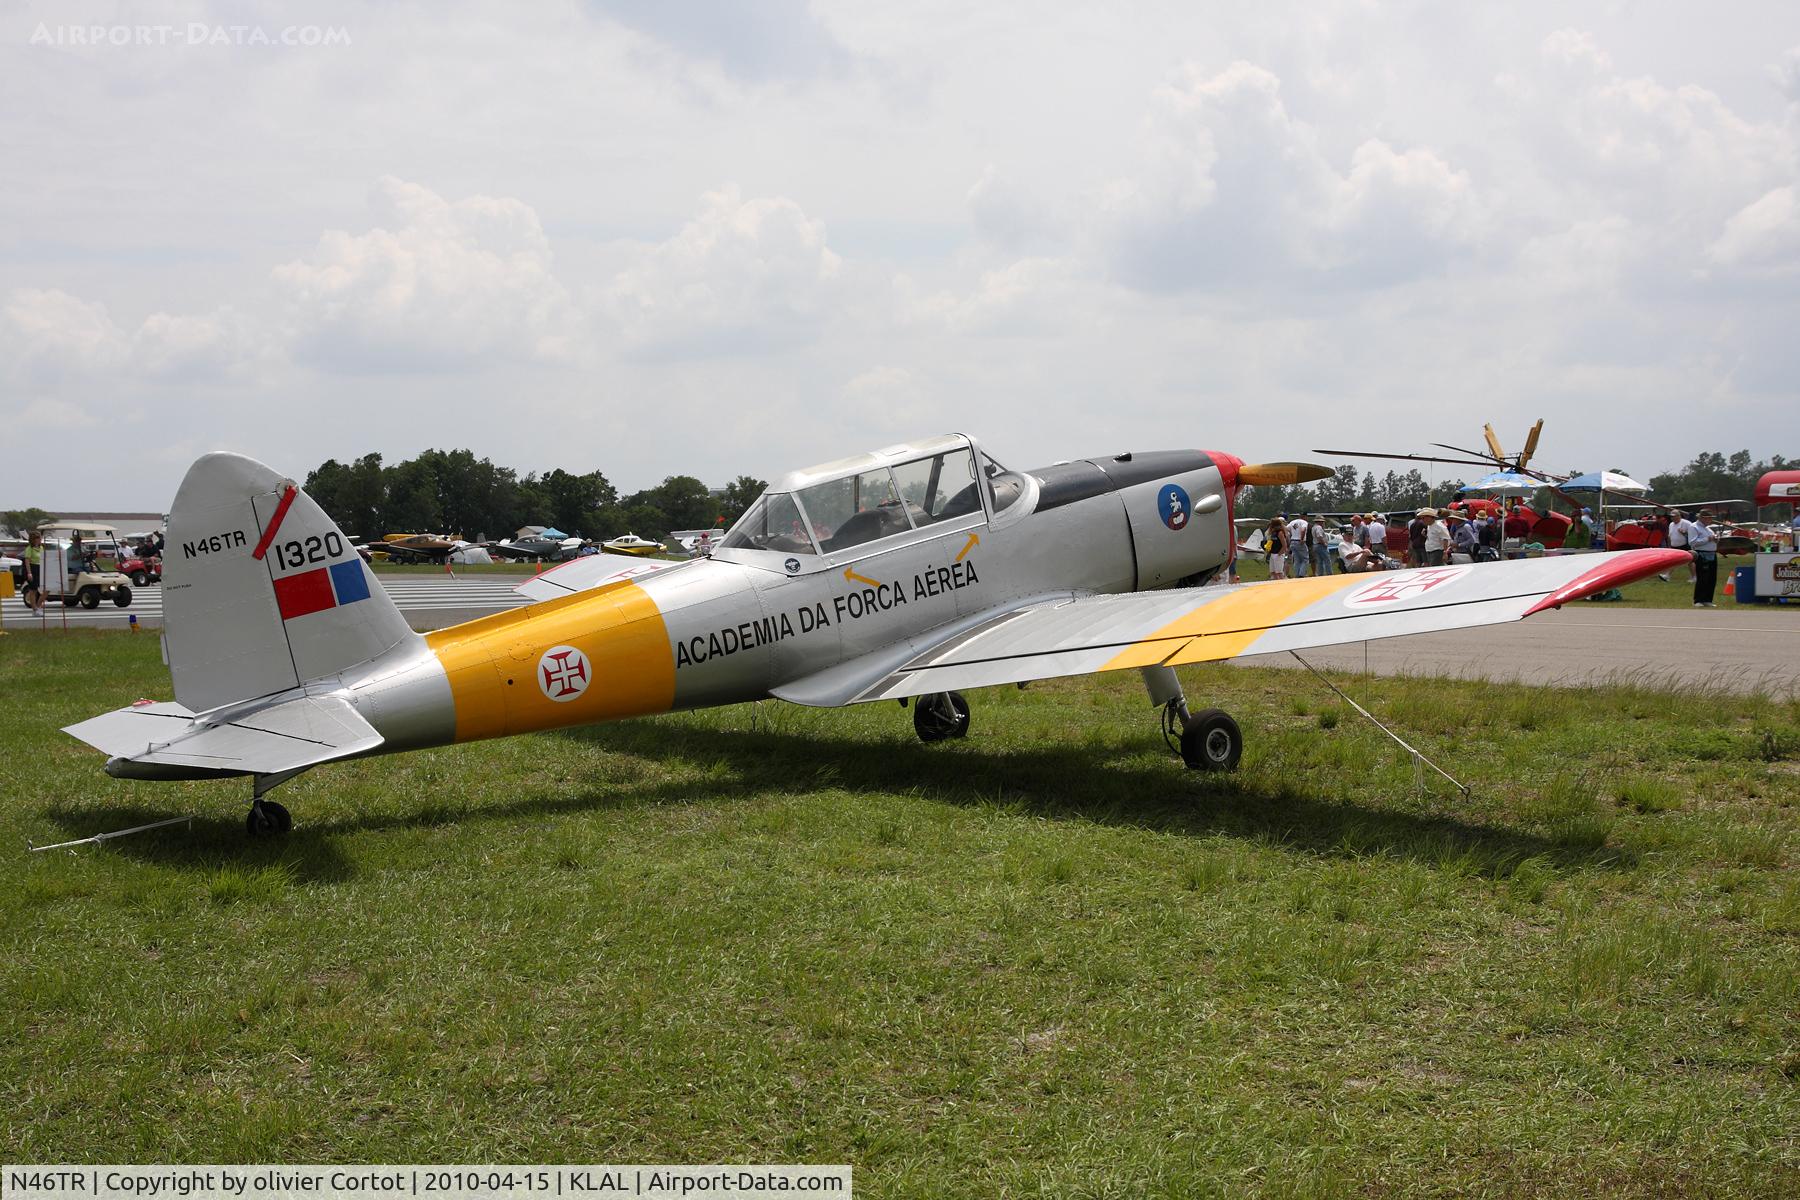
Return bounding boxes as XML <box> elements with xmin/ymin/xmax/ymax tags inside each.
<box><xmin>24</xmin><ymin>522</ymin><xmax>133</xmax><ymax>610</ymax></box>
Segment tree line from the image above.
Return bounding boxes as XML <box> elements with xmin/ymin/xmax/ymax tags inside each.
<box><xmin>1237</xmin><ymin>449</ymin><xmax>1795</xmax><ymax>521</ymax></box>
<box><xmin>300</xmin><ymin>449</ymin><xmax>766</xmax><ymax>543</ymax></box>
<box><xmin>2</xmin><ymin>447</ymin><xmax>1792</xmax><ymax>541</ymax></box>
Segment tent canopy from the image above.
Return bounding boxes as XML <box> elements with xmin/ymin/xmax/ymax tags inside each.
<box><xmin>1563</xmin><ymin>470</ymin><xmax>1648</xmax><ymax>494</ymax></box>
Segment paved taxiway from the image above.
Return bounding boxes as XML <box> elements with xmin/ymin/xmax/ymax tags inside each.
<box><xmin>1236</xmin><ymin>605</ymin><xmax>1800</xmax><ymax>698</ymax></box>
<box><xmin>8</xmin><ymin>576</ymin><xmax>1797</xmax><ymax>697</ymax></box>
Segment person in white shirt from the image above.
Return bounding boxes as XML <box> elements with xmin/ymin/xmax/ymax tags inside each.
<box><xmin>1421</xmin><ymin>511</ymin><xmax>1451</xmax><ymax>566</ymax></box>
<box><xmin>1336</xmin><ymin>529</ymin><xmax>1373</xmax><ymax>572</ymax></box>
<box><xmin>1687</xmin><ymin>510</ymin><xmax>1720</xmax><ymax>606</ymax></box>
<box><xmin>1285</xmin><ymin>514</ymin><xmax>1311</xmax><ymax>577</ymax></box>
<box><xmin>1664</xmin><ymin>509</ymin><xmax>1692</xmax><ymax>584</ymax></box>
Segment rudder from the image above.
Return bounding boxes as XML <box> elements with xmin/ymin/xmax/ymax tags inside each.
<box><xmin>164</xmin><ymin>452</ymin><xmax>418</xmax><ymax>712</ymax></box>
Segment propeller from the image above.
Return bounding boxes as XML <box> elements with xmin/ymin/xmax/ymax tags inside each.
<box><xmin>1236</xmin><ymin>461</ymin><xmax>1335</xmax><ymax>486</ymax></box>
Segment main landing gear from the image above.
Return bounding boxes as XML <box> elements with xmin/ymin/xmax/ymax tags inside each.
<box><xmin>911</xmin><ymin>691</ymin><xmax>970</xmax><ymax>742</ymax></box>
<box><xmin>1144</xmin><ymin>666</ymin><xmax>1243</xmax><ymax>771</ymax></box>
<box><xmin>244</xmin><ymin>767</ymin><xmax>307</xmax><ymax>837</ymax></box>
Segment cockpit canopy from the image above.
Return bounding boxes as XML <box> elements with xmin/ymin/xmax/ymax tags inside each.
<box><xmin>719</xmin><ymin>434</ymin><xmax>1021</xmax><ymax>558</ymax></box>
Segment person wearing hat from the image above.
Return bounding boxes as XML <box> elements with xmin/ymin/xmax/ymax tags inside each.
<box><xmin>1407</xmin><ymin>508</ymin><xmax>1432</xmax><ymax>566</ymax></box>
<box><xmin>1305</xmin><ymin>514</ymin><xmax>1332</xmax><ymax>576</ymax></box>
<box><xmin>1420</xmin><ymin>508</ymin><xmax>1450</xmax><ymax>566</ymax></box>
<box><xmin>1687</xmin><ymin>509</ymin><xmax>1720</xmax><ymax>606</ymax></box>
<box><xmin>1448</xmin><ymin>510</ymin><xmax>1477</xmax><ymax>561</ymax></box>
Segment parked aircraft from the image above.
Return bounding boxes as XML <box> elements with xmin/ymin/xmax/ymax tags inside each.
<box><xmin>66</xmin><ymin>435</ymin><xmax>1685</xmax><ymax>835</ymax></box>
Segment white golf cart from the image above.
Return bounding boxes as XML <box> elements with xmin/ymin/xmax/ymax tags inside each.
<box><xmin>25</xmin><ymin>521</ymin><xmax>133</xmax><ymax>610</ymax></box>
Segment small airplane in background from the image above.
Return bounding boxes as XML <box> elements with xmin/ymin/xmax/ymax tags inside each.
<box><xmin>66</xmin><ymin>434</ymin><xmax>1685</xmax><ymax>836</ymax></box>
<box><xmin>601</xmin><ymin>533</ymin><xmax>666</xmax><ymax>557</ymax></box>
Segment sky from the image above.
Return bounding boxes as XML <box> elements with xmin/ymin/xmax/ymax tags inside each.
<box><xmin>4</xmin><ymin>0</ymin><xmax>1800</xmax><ymax>510</ymax></box>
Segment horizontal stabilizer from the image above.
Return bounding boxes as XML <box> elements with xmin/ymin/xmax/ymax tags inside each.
<box><xmin>514</xmin><ymin>555</ymin><xmax>682</xmax><ymax>602</ymax></box>
<box><xmin>64</xmin><ymin>693</ymin><xmax>383</xmax><ymax>779</ymax></box>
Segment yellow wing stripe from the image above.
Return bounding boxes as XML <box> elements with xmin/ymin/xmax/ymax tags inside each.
<box><xmin>425</xmin><ymin>580</ymin><xmax>675</xmax><ymax>743</ymax></box>
<box><xmin>1102</xmin><ymin>574</ymin><xmax>1366</xmax><ymax>671</ymax></box>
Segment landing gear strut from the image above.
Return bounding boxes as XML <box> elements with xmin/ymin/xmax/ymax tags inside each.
<box><xmin>913</xmin><ymin>691</ymin><xmax>970</xmax><ymax>742</ymax></box>
<box><xmin>1143</xmin><ymin>666</ymin><xmax>1243</xmax><ymax>772</ymax></box>
<box><xmin>244</xmin><ymin>767</ymin><xmax>307</xmax><ymax>837</ymax></box>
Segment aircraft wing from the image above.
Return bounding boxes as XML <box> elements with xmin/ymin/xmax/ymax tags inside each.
<box><xmin>513</xmin><ymin>554</ymin><xmax>685</xmax><ymax>602</ymax></box>
<box><xmin>778</xmin><ymin>549</ymin><xmax>1688</xmax><ymax>706</ymax></box>
<box><xmin>63</xmin><ymin>693</ymin><xmax>383</xmax><ymax>776</ymax></box>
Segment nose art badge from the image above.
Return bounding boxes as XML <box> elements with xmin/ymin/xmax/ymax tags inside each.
<box><xmin>538</xmin><ymin>645</ymin><xmax>591</xmax><ymax>702</ymax></box>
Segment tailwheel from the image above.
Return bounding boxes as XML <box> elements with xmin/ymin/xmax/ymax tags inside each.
<box><xmin>246</xmin><ymin>799</ymin><xmax>293</xmax><ymax>837</ymax></box>
<box><xmin>913</xmin><ymin>691</ymin><xmax>970</xmax><ymax>743</ymax></box>
<box><xmin>1179</xmin><ymin>708</ymin><xmax>1243</xmax><ymax>772</ymax></box>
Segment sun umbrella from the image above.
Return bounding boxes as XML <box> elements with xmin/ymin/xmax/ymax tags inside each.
<box><xmin>1461</xmin><ymin>471</ymin><xmax>1541</xmax><ymax>497</ymax></box>
<box><xmin>1562</xmin><ymin>471</ymin><xmax>1649</xmax><ymax>494</ymax></box>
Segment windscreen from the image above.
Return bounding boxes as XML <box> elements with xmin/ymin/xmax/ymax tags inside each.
<box><xmin>719</xmin><ymin>492</ymin><xmax>817</xmax><ymax>555</ymax></box>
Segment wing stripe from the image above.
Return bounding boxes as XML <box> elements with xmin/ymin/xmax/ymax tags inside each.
<box><xmin>1101</xmin><ymin>573</ymin><xmax>1365</xmax><ymax>669</ymax></box>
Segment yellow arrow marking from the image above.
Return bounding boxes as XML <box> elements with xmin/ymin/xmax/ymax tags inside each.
<box><xmin>844</xmin><ymin>567</ymin><xmax>882</xmax><ymax>587</ymax></box>
<box><xmin>955</xmin><ymin>532</ymin><xmax>980</xmax><ymax>562</ymax></box>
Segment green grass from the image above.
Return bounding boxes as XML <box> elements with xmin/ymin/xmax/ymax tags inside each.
<box><xmin>3</xmin><ymin>633</ymin><xmax>1798</xmax><ymax>1196</ymax></box>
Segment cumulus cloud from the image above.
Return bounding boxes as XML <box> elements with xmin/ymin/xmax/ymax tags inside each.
<box><xmin>1773</xmin><ymin>45</ymin><xmax>1800</xmax><ymax>103</ymax></box>
<box><xmin>1707</xmin><ymin>186</ymin><xmax>1800</xmax><ymax>274</ymax></box>
<box><xmin>1509</xmin><ymin>30</ymin><xmax>1795</xmax><ymax>222</ymax></box>
<box><xmin>273</xmin><ymin>176</ymin><xmax>579</xmax><ymax>371</ymax></box>
<box><xmin>605</xmin><ymin>186</ymin><xmax>844</xmax><ymax>356</ymax></box>
<box><xmin>1097</xmin><ymin>61</ymin><xmax>1480</xmax><ymax>293</ymax></box>
<box><xmin>900</xmin><ymin>257</ymin><xmax>1078</xmax><ymax>335</ymax></box>
<box><xmin>0</xmin><ymin>288</ymin><xmax>256</xmax><ymax>385</ymax></box>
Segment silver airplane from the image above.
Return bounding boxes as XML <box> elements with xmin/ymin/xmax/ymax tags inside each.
<box><xmin>66</xmin><ymin>434</ymin><xmax>1686</xmax><ymax>834</ymax></box>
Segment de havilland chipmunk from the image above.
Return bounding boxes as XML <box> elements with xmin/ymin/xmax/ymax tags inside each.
<box><xmin>66</xmin><ymin>434</ymin><xmax>1688</xmax><ymax>835</ymax></box>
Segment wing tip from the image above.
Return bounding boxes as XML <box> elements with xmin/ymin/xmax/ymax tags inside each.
<box><xmin>1523</xmin><ymin>549</ymin><xmax>1693</xmax><ymax>616</ymax></box>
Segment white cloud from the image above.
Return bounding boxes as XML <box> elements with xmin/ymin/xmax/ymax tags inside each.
<box><xmin>1097</xmin><ymin>61</ymin><xmax>1480</xmax><ymax>293</ymax></box>
<box><xmin>605</xmin><ymin>186</ymin><xmax>844</xmax><ymax>356</ymax></box>
<box><xmin>1707</xmin><ymin>186</ymin><xmax>1800</xmax><ymax>273</ymax></box>
<box><xmin>273</xmin><ymin>176</ymin><xmax>579</xmax><ymax>371</ymax></box>
<box><xmin>1</xmin><ymin>289</ymin><xmax>128</xmax><ymax>382</ymax></box>
<box><xmin>900</xmin><ymin>256</ymin><xmax>1079</xmax><ymax>334</ymax></box>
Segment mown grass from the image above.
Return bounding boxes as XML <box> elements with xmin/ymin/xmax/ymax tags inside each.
<box><xmin>2</xmin><ymin>632</ymin><xmax>1797</xmax><ymax>1196</ymax></box>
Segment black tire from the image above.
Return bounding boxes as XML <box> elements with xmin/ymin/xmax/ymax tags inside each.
<box><xmin>78</xmin><ymin>586</ymin><xmax>100</xmax><ymax>609</ymax></box>
<box><xmin>246</xmin><ymin>800</ymin><xmax>293</xmax><ymax>836</ymax></box>
<box><xmin>914</xmin><ymin>691</ymin><xmax>970</xmax><ymax>742</ymax></box>
<box><xmin>21</xmin><ymin>586</ymin><xmax>40</xmax><ymax>610</ymax></box>
<box><xmin>1180</xmin><ymin>708</ymin><xmax>1243</xmax><ymax>772</ymax></box>
<box><xmin>131</xmin><ymin>570</ymin><xmax>149</xmax><ymax>587</ymax></box>
<box><xmin>113</xmin><ymin>586</ymin><xmax>132</xmax><ymax>608</ymax></box>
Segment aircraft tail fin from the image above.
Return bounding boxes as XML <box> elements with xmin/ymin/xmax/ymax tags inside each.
<box><xmin>163</xmin><ymin>452</ymin><xmax>420</xmax><ymax>712</ymax></box>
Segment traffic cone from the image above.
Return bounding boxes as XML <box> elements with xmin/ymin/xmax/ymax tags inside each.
<box><xmin>1724</xmin><ymin>572</ymin><xmax>1735</xmax><ymax>598</ymax></box>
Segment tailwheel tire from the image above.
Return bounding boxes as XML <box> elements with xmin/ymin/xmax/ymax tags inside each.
<box><xmin>913</xmin><ymin>691</ymin><xmax>970</xmax><ymax>742</ymax></box>
<box><xmin>246</xmin><ymin>800</ymin><xmax>293</xmax><ymax>836</ymax></box>
<box><xmin>1180</xmin><ymin>708</ymin><xmax>1243</xmax><ymax>772</ymax></box>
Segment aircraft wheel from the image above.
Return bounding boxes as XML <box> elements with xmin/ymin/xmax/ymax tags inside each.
<box><xmin>1180</xmin><ymin>708</ymin><xmax>1242</xmax><ymax>772</ymax></box>
<box><xmin>246</xmin><ymin>800</ymin><xmax>293</xmax><ymax>836</ymax></box>
<box><xmin>913</xmin><ymin>691</ymin><xmax>970</xmax><ymax>742</ymax></box>
<box><xmin>78</xmin><ymin>586</ymin><xmax>101</xmax><ymax>609</ymax></box>
<box><xmin>113</xmin><ymin>586</ymin><xmax>132</xmax><ymax>607</ymax></box>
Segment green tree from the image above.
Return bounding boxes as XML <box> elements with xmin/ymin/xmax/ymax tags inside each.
<box><xmin>646</xmin><ymin>475</ymin><xmax>719</xmax><ymax>531</ymax></box>
<box><xmin>383</xmin><ymin>459</ymin><xmax>442</xmax><ymax>532</ymax></box>
<box><xmin>721</xmin><ymin>475</ymin><xmax>767</xmax><ymax>525</ymax></box>
<box><xmin>1</xmin><ymin>507</ymin><xmax>53</xmax><ymax>537</ymax></box>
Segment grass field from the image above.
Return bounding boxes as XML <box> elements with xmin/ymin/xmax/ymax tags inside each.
<box><xmin>3</xmin><ymin>633</ymin><xmax>1797</xmax><ymax>1196</ymax></box>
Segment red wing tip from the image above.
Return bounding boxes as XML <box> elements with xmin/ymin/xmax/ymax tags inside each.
<box><xmin>1524</xmin><ymin>549</ymin><xmax>1693</xmax><ymax>616</ymax></box>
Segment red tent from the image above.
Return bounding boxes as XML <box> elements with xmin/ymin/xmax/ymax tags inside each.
<box><xmin>1753</xmin><ymin>470</ymin><xmax>1800</xmax><ymax>507</ymax></box>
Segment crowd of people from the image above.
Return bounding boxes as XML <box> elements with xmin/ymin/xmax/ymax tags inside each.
<box><xmin>1256</xmin><ymin>506</ymin><xmax>1745</xmax><ymax>606</ymax></box>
